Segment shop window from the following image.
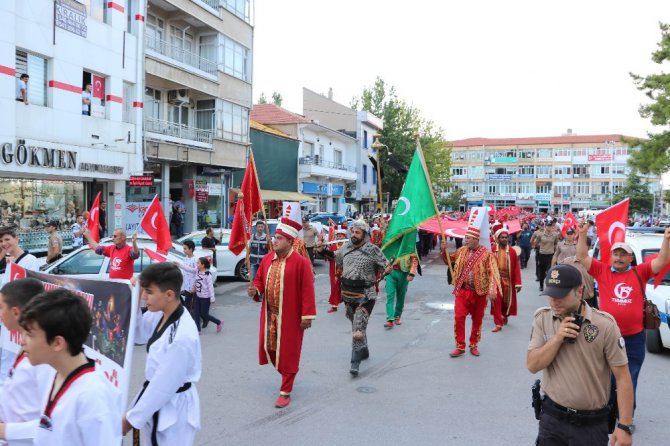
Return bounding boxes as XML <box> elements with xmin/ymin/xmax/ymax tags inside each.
<box><xmin>15</xmin><ymin>50</ymin><xmax>47</xmax><ymax>107</ymax></box>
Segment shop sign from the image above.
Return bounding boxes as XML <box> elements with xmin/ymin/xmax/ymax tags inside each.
<box><xmin>195</xmin><ymin>180</ymin><xmax>209</xmax><ymax>203</ymax></box>
<box><xmin>123</xmin><ymin>202</ymin><xmax>149</xmax><ymax>236</ymax></box>
<box><xmin>535</xmin><ymin>193</ymin><xmax>551</xmax><ymax>201</ymax></box>
<box><xmin>55</xmin><ymin>0</ymin><xmax>87</xmax><ymax>38</ymax></box>
<box><xmin>588</xmin><ymin>154</ymin><xmax>613</xmax><ymax>162</ymax></box>
<box><xmin>79</xmin><ymin>163</ymin><xmax>123</xmax><ymax>174</ymax></box>
<box><xmin>488</xmin><ymin>174</ymin><xmax>512</xmax><ymax>181</ymax></box>
<box><xmin>208</xmin><ymin>183</ymin><xmax>223</xmax><ymax>195</ymax></box>
<box><xmin>129</xmin><ymin>176</ymin><xmax>154</xmax><ymax>187</ymax></box>
<box><xmin>302</xmin><ymin>182</ymin><xmax>327</xmax><ymax>195</ymax></box>
<box><xmin>2</xmin><ymin>142</ymin><xmax>76</xmax><ymax>169</ymax></box>
<box><xmin>331</xmin><ymin>185</ymin><xmax>345</xmax><ymax>195</ymax></box>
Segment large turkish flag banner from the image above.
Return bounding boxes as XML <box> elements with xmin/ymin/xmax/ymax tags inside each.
<box><xmin>595</xmin><ymin>199</ymin><xmax>629</xmax><ymax>265</ymax></box>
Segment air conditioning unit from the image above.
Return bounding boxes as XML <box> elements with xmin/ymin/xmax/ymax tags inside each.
<box><xmin>168</xmin><ymin>89</ymin><xmax>189</xmax><ymax>105</ymax></box>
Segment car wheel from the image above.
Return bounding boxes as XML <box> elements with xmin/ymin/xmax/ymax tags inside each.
<box><xmin>645</xmin><ymin>328</ymin><xmax>663</xmax><ymax>353</ymax></box>
<box><xmin>235</xmin><ymin>260</ymin><xmax>249</xmax><ymax>282</ymax></box>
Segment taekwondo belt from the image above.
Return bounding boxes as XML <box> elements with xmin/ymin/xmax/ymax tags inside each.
<box><xmin>132</xmin><ymin>380</ymin><xmax>192</xmax><ymax>446</ymax></box>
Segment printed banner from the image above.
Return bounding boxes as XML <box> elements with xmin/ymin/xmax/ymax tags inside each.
<box><xmin>123</xmin><ymin>201</ymin><xmax>150</xmax><ymax>236</ymax></box>
<box><xmin>0</xmin><ymin>268</ymin><xmax>138</xmax><ymax>408</ymax></box>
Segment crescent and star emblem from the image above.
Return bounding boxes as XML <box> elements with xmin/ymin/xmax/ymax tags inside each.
<box><xmin>607</xmin><ymin>222</ymin><xmax>626</xmax><ymax>244</ymax></box>
<box><xmin>397</xmin><ymin>197</ymin><xmax>411</xmax><ymax>216</ymax></box>
<box><xmin>13</xmin><ymin>273</ymin><xmax>21</xmax><ymax>280</ymax></box>
<box><xmin>150</xmin><ymin>212</ymin><xmax>158</xmax><ymax>230</ymax></box>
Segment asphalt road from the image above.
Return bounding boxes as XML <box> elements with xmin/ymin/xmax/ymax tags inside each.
<box><xmin>124</xmin><ymin>248</ymin><xmax>670</xmax><ymax>445</ymax></box>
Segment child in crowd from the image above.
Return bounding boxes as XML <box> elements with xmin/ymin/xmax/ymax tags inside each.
<box><xmin>0</xmin><ymin>279</ymin><xmax>54</xmax><ymax>446</ymax></box>
<box><xmin>14</xmin><ymin>288</ymin><xmax>121</xmax><ymax>445</ymax></box>
<box><xmin>193</xmin><ymin>257</ymin><xmax>223</xmax><ymax>334</ymax></box>
<box><xmin>124</xmin><ymin>262</ymin><xmax>201</xmax><ymax>445</ymax></box>
<box><xmin>175</xmin><ymin>240</ymin><xmax>198</xmax><ymax>312</ymax></box>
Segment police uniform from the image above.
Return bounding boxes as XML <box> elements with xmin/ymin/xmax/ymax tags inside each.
<box><xmin>528</xmin><ymin>265</ymin><xmax>629</xmax><ymax>445</ymax></box>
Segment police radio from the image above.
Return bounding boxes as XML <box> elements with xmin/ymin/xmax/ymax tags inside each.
<box><xmin>564</xmin><ymin>311</ymin><xmax>584</xmax><ymax>344</ymax></box>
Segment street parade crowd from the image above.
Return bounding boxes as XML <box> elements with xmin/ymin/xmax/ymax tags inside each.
<box><xmin>0</xmin><ymin>193</ymin><xmax>668</xmax><ymax>445</ymax></box>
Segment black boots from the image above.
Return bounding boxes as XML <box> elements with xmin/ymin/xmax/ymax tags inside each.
<box><xmin>350</xmin><ymin>349</ymin><xmax>363</xmax><ymax>376</ymax></box>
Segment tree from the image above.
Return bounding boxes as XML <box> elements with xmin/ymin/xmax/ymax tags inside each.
<box><xmin>271</xmin><ymin>91</ymin><xmax>283</xmax><ymax>106</ymax></box>
<box><xmin>663</xmin><ymin>189</ymin><xmax>670</xmax><ymax>206</ymax></box>
<box><xmin>352</xmin><ymin>77</ymin><xmax>451</xmax><ymax>200</ymax></box>
<box><xmin>628</xmin><ymin>22</ymin><xmax>670</xmax><ymax>175</ymax></box>
<box><xmin>613</xmin><ymin>170</ymin><xmax>654</xmax><ymax>214</ymax></box>
<box><xmin>439</xmin><ymin>188</ymin><xmax>465</xmax><ymax>211</ymax></box>
<box><xmin>258</xmin><ymin>92</ymin><xmax>268</xmax><ymax>104</ymax></box>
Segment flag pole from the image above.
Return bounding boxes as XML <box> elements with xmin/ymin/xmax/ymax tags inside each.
<box><xmin>248</xmin><ymin>147</ymin><xmax>273</xmax><ymax>254</ymax></box>
<box><xmin>415</xmin><ymin>134</ymin><xmax>454</xmax><ymax>277</ymax></box>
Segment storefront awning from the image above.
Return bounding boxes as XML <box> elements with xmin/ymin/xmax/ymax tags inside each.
<box><xmin>261</xmin><ymin>189</ymin><xmax>316</xmax><ymax>202</ymax></box>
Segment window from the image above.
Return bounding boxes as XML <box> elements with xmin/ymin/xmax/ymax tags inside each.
<box><xmin>170</xmin><ymin>25</ymin><xmax>195</xmax><ymax>65</ymax></box>
<box><xmin>519</xmin><ymin>150</ymin><xmax>535</xmax><ymax>159</ymax></box>
<box><xmin>363</xmin><ymin>165</ymin><xmax>367</xmax><ymax>183</ymax></box>
<box><xmin>554</xmin><ymin>148</ymin><xmax>570</xmax><ymax>157</ymax></box>
<box><xmin>574</xmin><ymin>182</ymin><xmax>590</xmax><ymax>196</ymax></box>
<box><xmin>122</xmin><ymin>82</ymin><xmax>134</xmax><ymax>123</ymax></box>
<box><xmin>15</xmin><ymin>50</ymin><xmax>47</xmax><ymax>107</ymax></box>
<box><xmin>146</xmin><ymin>14</ymin><xmax>164</xmax><ymax>43</ymax></box>
<box><xmin>168</xmin><ymin>103</ymin><xmax>189</xmax><ymax>127</ymax></box>
<box><xmin>554</xmin><ymin>185</ymin><xmax>571</xmax><ymax>197</ymax></box>
<box><xmin>144</xmin><ymin>87</ymin><xmax>161</xmax><ymax>120</ymax></box>
<box><xmin>536</xmin><ymin>166</ymin><xmax>551</xmax><ymax>177</ymax></box>
<box><xmin>334</xmin><ymin>150</ymin><xmax>343</xmax><ymax>167</ymax></box>
<box><xmin>82</xmin><ymin>0</ymin><xmax>106</xmax><ymax>23</ymax></box>
<box><xmin>488</xmin><ymin>184</ymin><xmax>497</xmax><ymax>194</ymax></box>
<box><xmin>537</xmin><ymin>183</ymin><xmax>551</xmax><ymax>194</ymax></box>
<box><xmin>363</xmin><ymin>130</ymin><xmax>368</xmax><ymax>149</ymax></box>
<box><xmin>303</xmin><ymin>142</ymin><xmax>314</xmax><ymax>158</ymax></box>
<box><xmin>614</xmin><ymin>146</ymin><xmax>628</xmax><ymax>156</ymax></box>
<box><xmin>573</xmin><ymin>147</ymin><xmax>588</xmax><ymax>157</ymax></box>
<box><xmin>573</xmin><ymin>165</ymin><xmax>589</xmax><ymax>177</ymax></box>
<box><xmin>452</xmin><ymin>167</ymin><xmax>465</xmax><ymax>176</ymax></box>
<box><xmin>126</xmin><ymin>0</ymin><xmax>135</xmax><ymax>33</ymax></box>
<box><xmin>537</xmin><ymin>148</ymin><xmax>552</xmax><ymax>159</ymax></box>
<box><xmin>598</xmin><ymin>165</ymin><xmax>610</xmax><ymax>175</ymax></box>
<box><xmin>612</xmin><ymin>164</ymin><xmax>625</xmax><ymax>175</ymax></box>
<box><xmin>372</xmin><ymin>168</ymin><xmax>377</xmax><ymax>185</ymax></box>
<box><xmin>222</xmin><ymin>35</ymin><xmax>250</xmax><ymax>81</ymax></box>
<box><xmin>470</xmin><ymin>183</ymin><xmax>481</xmax><ymax>194</ymax></box>
<box><xmin>517</xmin><ymin>182</ymin><xmax>534</xmax><ymax>194</ymax></box>
<box><xmin>199</xmin><ymin>35</ymin><xmax>218</xmax><ymax>69</ymax></box>
<box><xmin>54</xmin><ymin>249</ymin><xmax>105</xmax><ymax>275</ymax></box>
<box><xmin>196</xmin><ymin>99</ymin><xmax>215</xmax><ymax>130</ymax></box>
<box><xmin>222</xmin><ymin>0</ymin><xmax>250</xmax><ymax>21</ymax></box>
<box><xmin>221</xmin><ymin>100</ymin><xmax>249</xmax><ymax>142</ymax></box>
<box><xmin>553</xmin><ymin>166</ymin><xmax>571</xmax><ymax>177</ymax></box>
<box><xmin>518</xmin><ymin>166</ymin><xmax>535</xmax><ymax>176</ymax></box>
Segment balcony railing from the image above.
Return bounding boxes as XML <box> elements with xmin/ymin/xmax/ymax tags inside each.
<box><xmin>299</xmin><ymin>157</ymin><xmax>356</xmax><ymax>173</ymax></box>
<box><xmin>145</xmin><ymin>34</ymin><xmax>217</xmax><ymax>76</ymax></box>
<box><xmin>198</xmin><ymin>0</ymin><xmax>220</xmax><ymax>10</ymax></box>
<box><xmin>145</xmin><ymin>117</ymin><xmax>213</xmax><ymax>144</ymax></box>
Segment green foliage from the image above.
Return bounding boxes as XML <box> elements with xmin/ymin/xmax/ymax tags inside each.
<box><xmin>613</xmin><ymin>171</ymin><xmax>654</xmax><ymax>214</ymax></box>
<box><xmin>439</xmin><ymin>188</ymin><xmax>465</xmax><ymax>211</ymax></box>
<box><xmin>271</xmin><ymin>91</ymin><xmax>283</xmax><ymax>106</ymax></box>
<box><xmin>352</xmin><ymin>77</ymin><xmax>451</xmax><ymax>199</ymax></box>
<box><xmin>258</xmin><ymin>92</ymin><xmax>267</xmax><ymax>104</ymax></box>
<box><xmin>628</xmin><ymin>22</ymin><xmax>670</xmax><ymax>174</ymax></box>
<box><xmin>663</xmin><ymin>189</ymin><xmax>670</xmax><ymax>205</ymax></box>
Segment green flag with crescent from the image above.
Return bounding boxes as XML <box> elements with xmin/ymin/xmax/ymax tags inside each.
<box><xmin>381</xmin><ymin>145</ymin><xmax>438</xmax><ymax>260</ymax></box>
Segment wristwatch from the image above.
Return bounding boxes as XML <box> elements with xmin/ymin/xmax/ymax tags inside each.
<box><xmin>616</xmin><ymin>423</ymin><xmax>635</xmax><ymax>435</ymax></box>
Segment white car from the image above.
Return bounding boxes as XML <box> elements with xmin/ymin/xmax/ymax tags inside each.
<box><xmin>592</xmin><ymin>228</ymin><xmax>670</xmax><ymax>353</ymax></box>
<box><xmin>178</xmin><ymin>230</ymin><xmax>248</xmax><ymax>281</ymax></box>
<box><xmin>41</xmin><ymin>237</ymin><xmax>217</xmax><ymax>280</ymax></box>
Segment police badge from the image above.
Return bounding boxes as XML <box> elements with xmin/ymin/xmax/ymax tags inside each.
<box><xmin>582</xmin><ymin>324</ymin><xmax>599</xmax><ymax>343</ymax></box>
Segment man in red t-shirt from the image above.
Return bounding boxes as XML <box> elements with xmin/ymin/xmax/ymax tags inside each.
<box><xmin>576</xmin><ymin>223</ymin><xmax>670</xmax><ymax>409</ymax></box>
<box><xmin>85</xmin><ymin>228</ymin><xmax>140</xmax><ymax>280</ymax></box>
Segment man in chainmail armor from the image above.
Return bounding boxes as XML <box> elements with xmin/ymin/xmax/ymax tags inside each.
<box><xmin>317</xmin><ymin>219</ymin><xmax>391</xmax><ymax>376</ymax></box>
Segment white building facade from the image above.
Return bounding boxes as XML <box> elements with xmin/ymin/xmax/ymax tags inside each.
<box><xmin>0</xmin><ymin>0</ymin><xmax>144</xmax><ymax>251</ymax></box>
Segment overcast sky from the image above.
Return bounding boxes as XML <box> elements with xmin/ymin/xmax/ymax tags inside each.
<box><xmin>252</xmin><ymin>0</ymin><xmax>669</xmax><ymax>141</ymax></box>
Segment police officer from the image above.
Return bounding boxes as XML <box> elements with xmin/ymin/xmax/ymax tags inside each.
<box><xmin>527</xmin><ymin>264</ymin><xmax>634</xmax><ymax>446</ymax></box>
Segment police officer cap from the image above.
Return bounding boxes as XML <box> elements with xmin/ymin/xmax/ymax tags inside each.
<box><xmin>541</xmin><ymin>264</ymin><xmax>582</xmax><ymax>298</ymax></box>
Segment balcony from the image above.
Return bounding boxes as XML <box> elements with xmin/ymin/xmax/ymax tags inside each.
<box><xmin>299</xmin><ymin>156</ymin><xmax>357</xmax><ymax>181</ymax></box>
<box><xmin>145</xmin><ymin>34</ymin><xmax>217</xmax><ymax>76</ymax></box>
<box><xmin>145</xmin><ymin>116</ymin><xmax>213</xmax><ymax>145</ymax></box>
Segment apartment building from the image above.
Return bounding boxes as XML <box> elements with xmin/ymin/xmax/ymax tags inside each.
<box><xmin>302</xmin><ymin>87</ymin><xmax>383</xmax><ymax>213</ymax></box>
<box><xmin>449</xmin><ymin>134</ymin><xmax>662</xmax><ymax>213</ymax></box>
<box><xmin>251</xmin><ymin>103</ymin><xmax>358</xmax><ymax>214</ymax></box>
<box><xmin>0</xmin><ymin>0</ymin><xmax>144</xmax><ymax>251</ymax></box>
<box><xmin>138</xmin><ymin>0</ymin><xmax>253</xmax><ymax>232</ymax></box>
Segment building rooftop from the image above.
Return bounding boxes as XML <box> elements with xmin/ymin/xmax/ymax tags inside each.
<box><xmin>250</xmin><ymin>120</ymin><xmax>297</xmax><ymax>140</ymax></box>
<box><xmin>250</xmin><ymin>104</ymin><xmax>310</xmax><ymax>125</ymax></box>
<box><xmin>449</xmin><ymin>134</ymin><xmax>640</xmax><ymax>148</ymax></box>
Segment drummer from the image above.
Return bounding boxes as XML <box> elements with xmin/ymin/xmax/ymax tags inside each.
<box><xmin>491</xmin><ymin>226</ymin><xmax>522</xmax><ymax>332</ymax></box>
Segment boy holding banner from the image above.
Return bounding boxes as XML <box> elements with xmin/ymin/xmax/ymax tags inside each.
<box><xmin>0</xmin><ymin>279</ymin><xmax>54</xmax><ymax>446</ymax></box>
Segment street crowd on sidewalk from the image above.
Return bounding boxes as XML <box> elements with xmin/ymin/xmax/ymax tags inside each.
<box><xmin>0</xmin><ymin>202</ymin><xmax>668</xmax><ymax>446</ymax></box>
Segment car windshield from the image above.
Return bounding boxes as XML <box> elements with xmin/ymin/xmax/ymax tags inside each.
<box><xmin>53</xmin><ymin>249</ymin><xmax>104</xmax><ymax>275</ymax></box>
<box><xmin>641</xmin><ymin>249</ymin><xmax>670</xmax><ymax>284</ymax></box>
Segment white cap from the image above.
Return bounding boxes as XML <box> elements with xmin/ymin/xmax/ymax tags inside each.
<box><xmin>611</xmin><ymin>242</ymin><xmax>633</xmax><ymax>254</ymax></box>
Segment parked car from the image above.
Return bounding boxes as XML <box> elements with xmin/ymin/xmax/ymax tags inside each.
<box><xmin>308</xmin><ymin>213</ymin><xmax>347</xmax><ymax>226</ymax></box>
<box><xmin>178</xmin><ymin>229</ymin><xmax>248</xmax><ymax>281</ymax></box>
<box><xmin>41</xmin><ymin>237</ymin><xmax>217</xmax><ymax>280</ymax></box>
<box><xmin>592</xmin><ymin>227</ymin><xmax>670</xmax><ymax>353</ymax></box>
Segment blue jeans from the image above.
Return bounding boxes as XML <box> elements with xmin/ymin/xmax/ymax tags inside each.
<box><xmin>251</xmin><ymin>263</ymin><xmax>260</xmax><ymax>281</ymax></box>
<box><xmin>610</xmin><ymin>330</ymin><xmax>645</xmax><ymax>411</ymax></box>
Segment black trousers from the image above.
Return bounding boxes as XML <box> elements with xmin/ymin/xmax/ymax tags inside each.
<box><xmin>536</xmin><ymin>411</ymin><xmax>608</xmax><ymax>445</ymax></box>
<box><xmin>537</xmin><ymin>253</ymin><xmax>554</xmax><ymax>287</ymax></box>
<box><xmin>519</xmin><ymin>246</ymin><xmax>531</xmax><ymax>268</ymax></box>
<box><xmin>193</xmin><ymin>298</ymin><xmax>220</xmax><ymax>331</ymax></box>
<box><xmin>306</xmin><ymin>247</ymin><xmax>315</xmax><ymax>265</ymax></box>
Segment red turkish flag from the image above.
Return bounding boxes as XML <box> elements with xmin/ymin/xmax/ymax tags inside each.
<box><xmin>139</xmin><ymin>195</ymin><xmax>172</xmax><ymax>254</ymax></box>
<box><xmin>644</xmin><ymin>253</ymin><xmax>670</xmax><ymax>289</ymax></box>
<box><xmin>144</xmin><ymin>247</ymin><xmax>168</xmax><ymax>263</ymax></box>
<box><xmin>561</xmin><ymin>212</ymin><xmax>578</xmax><ymax>238</ymax></box>
<box><xmin>595</xmin><ymin>199</ymin><xmax>629</xmax><ymax>265</ymax></box>
<box><xmin>229</xmin><ymin>151</ymin><xmax>264</xmax><ymax>255</ymax></box>
<box><xmin>5</xmin><ymin>262</ymin><xmax>27</xmax><ymax>283</ymax></box>
<box><xmin>87</xmin><ymin>192</ymin><xmax>101</xmax><ymax>243</ymax></box>
<box><xmin>92</xmin><ymin>75</ymin><xmax>105</xmax><ymax>100</ymax></box>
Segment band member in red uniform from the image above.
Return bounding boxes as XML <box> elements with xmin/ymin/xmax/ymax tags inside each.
<box><xmin>326</xmin><ymin>224</ymin><xmax>347</xmax><ymax>313</ymax></box>
<box><xmin>491</xmin><ymin>226</ymin><xmax>522</xmax><ymax>332</ymax></box>
<box><xmin>248</xmin><ymin>214</ymin><xmax>316</xmax><ymax>409</ymax></box>
<box><xmin>440</xmin><ymin>224</ymin><xmax>500</xmax><ymax>357</ymax></box>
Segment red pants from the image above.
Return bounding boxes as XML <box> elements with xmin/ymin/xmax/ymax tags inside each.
<box><xmin>328</xmin><ymin>261</ymin><xmax>341</xmax><ymax>307</ymax></box>
<box><xmin>269</xmin><ymin>351</ymin><xmax>297</xmax><ymax>396</ymax></box>
<box><xmin>454</xmin><ymin>288</ymin><xmax>488</xmax><ymax>351</ymax></box>
<box><xmin>491</xmin><ymin>295</ymin><xmax>507</xmax><ymax>327</ymax></box>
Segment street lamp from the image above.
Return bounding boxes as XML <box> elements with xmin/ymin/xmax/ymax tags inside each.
<box><xmin>371</xmin><ymin>135</ymin><xmax>391</xmax><ymax>214</ymax></box>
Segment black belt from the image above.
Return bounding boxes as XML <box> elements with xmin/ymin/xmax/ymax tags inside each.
<box><xmin>133</xmin><ymin>380</ymin><xmax>192</xmax><ymax>446</ymax></box>
<box><xmin>542</xmin><ymin>396</ymin><xmax>610</xmax><ymax>425</ymax></box>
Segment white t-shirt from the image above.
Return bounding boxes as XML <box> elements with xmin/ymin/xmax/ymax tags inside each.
<box><xmin>16</xmin><ymin>79</ymin><xmax>27</xmax><ymax>100</ymax></box>
<box><xmin>82</xmin><ymin>90</ymin><xmax>91</xmax><ymax>112</ymax></box>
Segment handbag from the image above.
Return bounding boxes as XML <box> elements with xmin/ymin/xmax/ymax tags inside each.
<box><xmin>633</xmin><ymin>269</ymin><xmax>661</xmax><ymax>330</ymax></box>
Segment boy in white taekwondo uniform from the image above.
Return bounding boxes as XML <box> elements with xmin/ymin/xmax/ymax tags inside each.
<box><xmin>12</xmin><ymin>288</ymin><xmax>121</xmax><ymax>445</ymax></box>
<box><xmin>124</xmin><ymin>262</ymin><xmax>201</xmax><ymax>445</ymax></box>
<box><xmin>0</xmin><ymin>279</ymin><xmax>55</xmax><ymax>446</ymax></box>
